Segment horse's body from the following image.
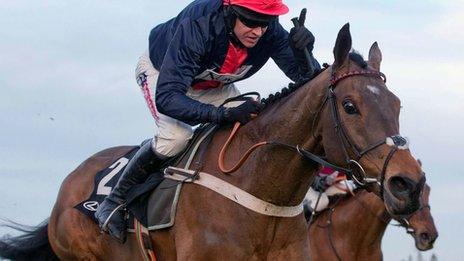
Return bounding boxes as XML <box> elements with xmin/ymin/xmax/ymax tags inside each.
<box><xmin>48</xmin><ymin>88</ymin><xmax>320</xmax><ymax>260</ymax></box>
<box><xmin>309</xmin><ymin>185</ymin><xmax>438</xmax><ymax>261</ymax></box>
<box><xmin>0</xmin><ymin>24</ymin><xmax>426</xmax><ymax>260</ymax></box>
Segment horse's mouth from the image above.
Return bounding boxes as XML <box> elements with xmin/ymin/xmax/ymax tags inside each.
<box><xmin>415</xmin><ymin>231</ymin><xmax>437</xmax><ymax>251</ymax></box>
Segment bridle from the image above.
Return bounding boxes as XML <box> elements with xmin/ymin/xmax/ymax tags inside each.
<box><xmin>393</xmin><ymin>203</ymin><xmax>431</xmax><ymax>235</ymax></box>
<box><xmin>219</xmin><ymin>68</ymin><xmax>411</xmax><ymax>199</ymax></box>
<box><xmin>315</xmin><ymin>68</ymin><xmax>410</xmax><ymax>199</ymax></box>
<box><xmin>217</xmin><ymin>67</ymin><xmax>421</xmax><ymax>260</ymax></box>
<box><xmin>315</xmin><ymin>188</ymin><xmax>431</xmax><ymax>261</ymax></box>
<box><xmin>342</xmin><ymin>179</ymin><xmax>431</xmax><ymax>235</ymax></box>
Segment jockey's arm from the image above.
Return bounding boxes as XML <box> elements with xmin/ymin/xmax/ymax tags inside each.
<box><xmin>270</xmin><ymin>22</ymin><xmax>320</xmax><ymax>81</ymax></box>
<box><xmin>155</xmin><ymin>19</ymin><xmax>226</xmax><ymax>126</ymax></box>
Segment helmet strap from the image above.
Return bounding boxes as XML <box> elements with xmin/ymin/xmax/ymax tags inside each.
<box><xmin>223</xmin><ymin>6</ymin><xmax>246</xmax><ymax>49</ymax></box>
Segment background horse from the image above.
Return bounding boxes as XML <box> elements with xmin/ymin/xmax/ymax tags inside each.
<box><xmin>309</xmin><ymin>184</ymin><xmax>437</xmax><ymax>260</ymax></box>
<box><xmin>0</xmin><ymin>24</ymin><xmax>425</xmax><ymax>260</ymax></box>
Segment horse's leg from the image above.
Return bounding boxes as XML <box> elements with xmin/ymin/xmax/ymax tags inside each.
<box><xmin>49</xmin><ymin>207</ymin><xmax>107</xmax><ymax>260</ymax></box>
<box><xmin>48</xmin><ymin>146</ymin><xmax>142</xmax><ymax>260</ymax></box>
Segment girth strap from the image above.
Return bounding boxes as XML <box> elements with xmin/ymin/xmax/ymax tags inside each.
<box><xmin>164</xmin><ymin>167</ymin><xmax>304</xmax><ymax>217</ymax></box>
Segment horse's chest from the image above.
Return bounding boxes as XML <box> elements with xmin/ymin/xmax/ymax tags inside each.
<box><xmin>172</xmin><ymin>186</ymin><xmax>308</xmax><ymax>256</ymax></box>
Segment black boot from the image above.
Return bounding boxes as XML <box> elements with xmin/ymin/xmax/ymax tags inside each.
<box><xmin>95</xmin><ymin>140</ymin><xmax>167</xmax><ymax>243</ymax></box>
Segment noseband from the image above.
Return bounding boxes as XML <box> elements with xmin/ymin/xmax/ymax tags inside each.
<box><xmin>323</xmin><ymin>69</ymin><xmax>409</xmax><ymax>199</ymax></box>
<box><xmin>393</xmin><ymin>203</ymin><xmax>431</xmax><ymax>235</ymax></box>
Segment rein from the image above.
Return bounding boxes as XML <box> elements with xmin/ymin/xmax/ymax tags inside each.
<box><xmin>312</xmin><ymin>196</ymin><xmax>343</xmax><ymax>261</ymax></box>
<box><xmin>218</xmin><ymin>122</ymin><xmax>351</xmax><ymax>174</ymax></box>
<box><xmin>218</xmin><ymin>68</ymin><xmax>408</xmax><ymax>201</ymax></box>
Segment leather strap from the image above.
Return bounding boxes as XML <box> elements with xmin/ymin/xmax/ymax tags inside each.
<box><xmin>218</xmin><ymin>122</ymin><xmax>268</xmax><ymax>173</ymax></box>
<box><xmin>164</xmin><ymin>167</ymin><xmax>304</xmax><ymax>217</ymax></box>
<box><xmin>218</xmin><ymin>123</ymin><xmax>351</xmax><ymax>175</ymax></box>
<box><xmin>134</xmin><ymin>219</ymin><xmax>157</xmax><ymax>261</ymax></box>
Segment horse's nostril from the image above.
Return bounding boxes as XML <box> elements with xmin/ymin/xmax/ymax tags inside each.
<box><xmin>420</xmin><ymin>232</ymin><xmax>430</xmax><ymax>243</ymax></box>
<box><xmin>389</xmin><ymin>176</ymin><xmax>412</xmax><ymax>193</ymax></box>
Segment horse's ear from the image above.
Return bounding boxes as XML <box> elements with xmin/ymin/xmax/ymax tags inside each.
<box><xmin>368</xmin><ymin>42</ymin><xmax>382</xmax><ymax>71</ymax></box>
<box><xmin>333</xmin><ymin>23</ymin><xmax>352</xmax><ymax>70</ymax></box>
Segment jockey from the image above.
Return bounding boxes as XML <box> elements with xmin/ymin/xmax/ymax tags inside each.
<box><xmin>304</xmin><ymin>167</ymin><xmax>357</xmax><ymax>217</ymax></box>
<box><xmin>95</xmin><ymin>0</ymin><xmax>321</xmax><ymax>243</ymax></box>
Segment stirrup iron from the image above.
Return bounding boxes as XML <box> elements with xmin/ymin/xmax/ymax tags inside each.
<box><xmin>100</xmin><ymin>203</ymin><xmax>127</xmax><ymax>232</ymax></box>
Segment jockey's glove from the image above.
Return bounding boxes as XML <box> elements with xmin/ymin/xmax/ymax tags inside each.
<box><xmin>290</xmin><ymin>26</ymin><xmax>315</xmax><ymax>74</ymax></box>
<box><xmin>289</xmin><ymin>26</ymin><xmax>315</xmax><ymax>53</ymax></box>
<box><xmin>289</xmin><ymin>9</ymin><xmax>316</xmax><ymax>78</ymax></box>
<box><xmin>220</xmin><ymin>99</ymin><xmax>263</xmax><ymax>125</ymax></box>
<box><xmin>312</xmin><ymin>175</ymin><xmax>329</xmax><ymax>193</ymax></box>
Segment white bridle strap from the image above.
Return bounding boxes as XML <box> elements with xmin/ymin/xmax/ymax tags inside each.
<box><xmin>164</xmin><ymin>167</ymin><xmax>303</xmax><ymax>217</ymax></box>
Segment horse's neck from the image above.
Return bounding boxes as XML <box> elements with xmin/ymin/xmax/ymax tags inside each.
<box><xmin>338</xmin><ymin>192</ymin><xmax>390</xmax><ymax>255</ymax></box>
<box><xmin>233</xmin><ymin>71</ymin><xmax>330</xmax><ymax>206</ymax></box>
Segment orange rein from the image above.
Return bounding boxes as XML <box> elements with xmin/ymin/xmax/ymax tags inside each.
<box><xmin>218</xmin><ymin>122</ymin><xmax>268</xmax><ymax>174</ymax></box>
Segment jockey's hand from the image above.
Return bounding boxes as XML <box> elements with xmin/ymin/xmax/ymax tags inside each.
<box><xmin>289</xmin><ymin>26</ymin><xmax>315</xmax><ymax>53</ymax></box>
<box><xmin>312</xmin><ymin>175</ymin><xmax>328</xmax><ymax>193</ymax></box>
<box><xmin>289</xmin><ymin>9</ymin><xmax>315</xmax><ymax>52</ymax></box>
<box><xmin>221</xmin><ymin>99</ymin><xmax>263</xmax><ymax>125</ymax></box>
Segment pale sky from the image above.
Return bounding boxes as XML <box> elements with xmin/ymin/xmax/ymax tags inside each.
<box><xmin>0</xmin><ymin>1</ymin><xmax>463</xmax><ymax>260</ymax></box>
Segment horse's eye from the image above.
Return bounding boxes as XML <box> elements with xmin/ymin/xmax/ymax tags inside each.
<box><xmin>342</xmin><ymin>100</ymin><xmax>358</xmax><ymax>114</ymax></box>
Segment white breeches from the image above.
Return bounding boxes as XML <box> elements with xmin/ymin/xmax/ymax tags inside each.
<box><xmin>135</xmin><ymin>51</ymin><xmax>240</xmax><ymax>157</ymax></box>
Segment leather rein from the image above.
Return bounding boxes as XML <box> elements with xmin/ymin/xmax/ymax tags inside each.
<box><xmin>218</xmin><ymin>68</ymin><xmax>410</xmax><ymax>200</ymax></box>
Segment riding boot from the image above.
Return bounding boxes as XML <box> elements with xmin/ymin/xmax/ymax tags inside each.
<box><xmin>94</xmin><ymin>140</ymin><xmax>167</xmax><ymax>243</ymax></box>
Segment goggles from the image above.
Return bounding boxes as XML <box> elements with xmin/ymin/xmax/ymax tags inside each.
<box><xmin>237</xmin><ymin>14</ymin><xmax>270</xmax><ymax>28</ymax></box>
<box><xmin>231</xmin><ymin>8</ymin><xmax>272</xmax><ymax>28</ymax></box>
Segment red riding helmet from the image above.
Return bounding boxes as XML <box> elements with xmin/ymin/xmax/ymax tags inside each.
<box><xmin>224</xmin><ymin>0</ymin><xmax>289</xmax><ymax>16</ymax></box>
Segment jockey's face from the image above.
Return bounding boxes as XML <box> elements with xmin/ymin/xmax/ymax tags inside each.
<box><xmin>234</xmin><ymin>18</ymin><xmax>268</xmax><ymax>48</ymax></box>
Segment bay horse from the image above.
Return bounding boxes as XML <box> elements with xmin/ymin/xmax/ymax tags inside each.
<box><xmin>0</xmin><ymin>24</ymin><xmax>425</xmax><ymax>260</ymax></box>
<box><xmin>308</xmin><ymin>184</ymin><xmax>438</xmax><ymax>261</ymax></box>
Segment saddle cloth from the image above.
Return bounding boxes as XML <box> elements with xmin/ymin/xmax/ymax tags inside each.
<box><xmin>74</xmin><ymin>124</ymin><xmax>217</xmax><ymax>230</ymax></box>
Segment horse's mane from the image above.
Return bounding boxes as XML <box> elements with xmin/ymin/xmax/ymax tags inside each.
<box><xmin>260</xmin><ymin>67</ymin><xmax>326</xmax><ymax>107</ymax></box>
<box><xmin>261</xmin><ymin>51</ymin><xmax>366</xmax><ymax>108</ymax></box>
<box><xmin>348</xmin><ymin>51</ymin><xmax>367</xmax><ymax>69</ymax></box>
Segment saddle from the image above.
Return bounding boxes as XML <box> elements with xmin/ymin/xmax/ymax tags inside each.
<box><xmin>75</xmin><ymin>93</ymin><xmax>271</xmax><ymax>229</ymax></box>
<box><xmin>74</xmin><ymin>123</ymin><xmax>218</xmax><ymax>230</ymax></box>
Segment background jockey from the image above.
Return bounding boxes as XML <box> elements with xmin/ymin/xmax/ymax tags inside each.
<box><xmin>304</xmin><ymin>167</ymin><xmax>357</xmax><ymax>215</ymax></box>
<box><xmin>95</xmin><ymin>0</ymin><xmax>321</xmax><ymax>243</ymax></box>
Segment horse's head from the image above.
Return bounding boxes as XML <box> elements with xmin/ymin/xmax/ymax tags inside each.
<box><xmin>317</xmin><ymin>24</ymin><xmax>425</xmax><ymax>215</ymax></box>
<box><xmin>404</xmin><ymin>184</ymin><xmax>438</xmax><ymax>251</ymax></box>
